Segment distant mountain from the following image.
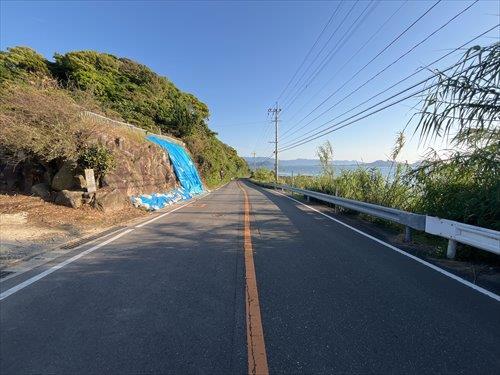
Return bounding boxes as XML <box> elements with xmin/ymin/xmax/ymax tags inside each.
<box><xmin>244</xmin><ymin>157</ymin><xmax>412</xmax><ymax>168</ymax></box>
<box><xmin>245</xmin><ymin>157</ymin><xmax>358</xmax><ymax>167</ymax></box>
<box><xmin>244</xmin><ymin>157</ymin><xmax>418</xmax><ymax>176</ymax></box>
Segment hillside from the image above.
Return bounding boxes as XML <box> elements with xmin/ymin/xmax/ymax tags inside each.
<box><xmin>0</xmin><ymin>46</ymin><xmax>249</xmax><ymax>187</ymax></box>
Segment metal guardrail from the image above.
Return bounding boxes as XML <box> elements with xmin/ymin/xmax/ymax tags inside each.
<box><xmin>426</xmin><ymin>217</ymin><xmax>500</xmax><ymax>258</ymax></box>
<box><xmin>252</xmin><ymin>181</ymin><xmax>500</xmax><ymax>258</ymax></box>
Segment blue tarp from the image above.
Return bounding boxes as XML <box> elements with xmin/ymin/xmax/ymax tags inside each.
<box><xmin>131</xmin><ymin>188</ymin><xmax>192</xmax><ymax>211</ymax></box>
<box><xmin>131</xmin><ymin>136</ymin><xmax>204</xmax><ymax>210</ymax></box>
<box><xmin>147</xmin><ymin>135</ymin><xmax>204</xmax><ymax>195</ymax></box>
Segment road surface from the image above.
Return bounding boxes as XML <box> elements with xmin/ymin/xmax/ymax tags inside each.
<box><xmin>1</xmin><ymin>180</ymin><xmax>499</xmax><ymax>374</ymax></box>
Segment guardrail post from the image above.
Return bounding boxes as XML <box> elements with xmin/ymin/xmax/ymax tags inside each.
<box><xmin>404</xmin><ymin>226</ymin><xmax>412</xmax><ymax>243</ymax></box>
<box><xmin>447</xmin><ymin>239</ymin><xmax>457</xmax><ymax>259</ymax></box>
<box><xmin>305</xmin><ymin>195</ymin><xmax>310</xmax><ymax>203</ymax></box>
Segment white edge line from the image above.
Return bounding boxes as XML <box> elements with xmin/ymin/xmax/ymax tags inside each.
<box><xmin>0</xmin><ymin>229</ymin><xmax>134</xmax><ymax>301</ymax></box>
<box><xmin>0</xmin><ymin>227</ymin><xmax>128</xmax><ymax>284</ymax></box>
<box><xmin>0</xmin><ymin>184</ymin><xmax>236</xmax><ymax>301</ymax></box>
<box><xmin>0</xmin><ymin>183</ymin><xmax>227</xmax><ymax>301</ymax></box>
<box><xmin>273</xmin><ymin>190</ymin><xmax>500</xmax><ymax>302</ymax></box>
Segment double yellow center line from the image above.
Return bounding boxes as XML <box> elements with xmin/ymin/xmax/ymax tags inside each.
<box><xmin>237</xmin><ymin>182</ymin><xmax>269</xmax><ymax>375</ymax></box>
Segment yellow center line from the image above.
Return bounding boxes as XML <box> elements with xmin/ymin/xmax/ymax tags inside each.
<box><xmin>238</xmin><ymin>182</ymin><xmax>269</xmax><ymax>375</ymax></box>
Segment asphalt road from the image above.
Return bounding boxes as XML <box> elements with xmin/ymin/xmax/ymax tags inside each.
<box><xmin>1</xmin><ymin>180</ymin><xmax>499</xmax><ymax>374</ymax></box>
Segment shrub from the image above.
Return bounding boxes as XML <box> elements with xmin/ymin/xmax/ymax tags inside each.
<box><xmin>185</xmin><ymin>133</ymin><xmax>249</xmax><ymax>187</ymax></box>
<box><xmin>78</xmin><ymin>144</ymin><xmax>115</xmax><ymax>183</ymax></box>
<box><xmin>252</xmin><ymin>167</ymin><xmax>274</xmax><ymax>182</ymax></box>
<box><xmin>0</xmin><ymin>46</ymin><xmax>50</xmax><ymax>82</ymax></box>
<box><xmin>410</xmin><ymin>149</ymin><xmax>499</xmax><ymax>231</ymax></box>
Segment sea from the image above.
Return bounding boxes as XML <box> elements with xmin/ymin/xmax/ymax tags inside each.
<box><xmin>277</xmin><ymin>164</ymin><xmax>394</xmax><ymax>178</ymax></box>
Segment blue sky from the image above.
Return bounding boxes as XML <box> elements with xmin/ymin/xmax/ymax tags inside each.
<box><xmin>1</xmin><ymin>0</ymin><xmax>498</xmax><ymax>161</ymax></box>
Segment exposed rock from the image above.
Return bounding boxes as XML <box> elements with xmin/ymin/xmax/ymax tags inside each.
<box><xmin>0</xmin><ymin>164</ymin><xmax>20</xmax><ymax>190</ymax></box>
<box><xmin>94</xmin><ymin>189</ymin><xmax>128</xmax><ymax>212</ymax></box>
<box><xmin>51</xmin><ymin>162</ymin><xmax>76</xmax><ymax>191</ymax></box>
<box><xmin>54</xmin><ymin>190</ymin><xmax>83</xmax><ymax>208</ymax></box>
<box><xmin>2</xmin><ymin>127</ymin><xmax>180</xmax><ymax>201</ymax></box>
<box><xmin>21</xmin><ymin>160</ymin><xmax>35</xmax><ymax>193</ymax></box>
<box><xmin>31</xmin><ymin>183</ymin><xmax>51</xmax><ymax>201</ymax></box>
<box><xmin>115</xmin><ymin>137</ymin><xmax>125</xmax><ymax>149</ymax></box>
<box><xmin>82</xmin><ymin>192</ymin><xmax>94</xmax><ymax>205</ymax></box>
<box><xmin>74</xmin><ymin>174</ymin><xmax>87</xmax><ymax>189</ymax></box>
<box><xmin>96</xmin><ymin>131</ymin><xmax>177</xmax><ymax>196</ymax></box>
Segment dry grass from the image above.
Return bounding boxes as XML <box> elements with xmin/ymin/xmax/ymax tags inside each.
<box><xmin>0</xmin><ymin>193</ymin><xmax>147</xmax><ymax>267</ymax></box>
<box><xmin>0</xmin><ymin>78</ymin><xmax>97</xmax><ymax>163</ymax></box>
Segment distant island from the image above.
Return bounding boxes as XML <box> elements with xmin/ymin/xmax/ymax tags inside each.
<box><xmin>243</xmin><ymin>156</ymin><xmax>418</xmax><ymax>169</ymax></box>
<box><xmin>243</xmin><ymin>156</ymin><xmax>419</xmax><ymax>176</ymax></box>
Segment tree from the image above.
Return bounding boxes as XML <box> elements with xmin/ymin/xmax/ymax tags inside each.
<box><xmin>415</xmin><ymin>42</ymin><xmax>499</xmax><ymax>155</ymax></box>
<box><xmin>411</xmin><ymin>42</ymin><xmax>499</xmax><ymax>230</ymax></box>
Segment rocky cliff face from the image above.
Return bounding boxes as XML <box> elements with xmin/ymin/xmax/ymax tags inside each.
<box><xmin>96</xmin><ymin>129</ymin><xmax>178</xmax><ymax>196</ymax></box>
<box><xmin>0</xmin><ymin>125</ymin><xmax>179</xmax><ymax>210</ymax></box>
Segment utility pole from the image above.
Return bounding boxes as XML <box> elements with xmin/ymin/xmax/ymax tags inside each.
<box><xmin>268</xmin><ymin>103</ymin><xmax>281</xmax><ymax>185</ymax></box>
<box><xmin>251</xmin><ymin>152</ymin><xmax>256</xmax><ymax>171</ymax></box>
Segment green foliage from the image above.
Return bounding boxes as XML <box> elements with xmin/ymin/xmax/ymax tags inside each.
<box><xmin>280</xmin><ymin>135</ymin><xmax>415</xmax><ymax>212</ymax></box>
<box><xmin>0</xmin><ymin>46</ymin><xmax>50</xmax><ymax>82</ymax></box>
<box><xmin>409</xmin><ymin>143</ymin><xmax>499</xmax><ymax>231</ymax></box>
<box><xmin>415</xmin><ymin>43</ymin><xmax>499</xmax><ymax>146</ymax></box>
<box><xmin>280</xmin><ymin>166</ymin><xmax>414</xmax><ymax>212</ymax></box>
<box><xmin>51</xmin><ymin>50</ymin><xmax>210</xmax><ymax>137</ymax></box>
<box><xmin>317</xmin><ymin>140</ymin><xmax>334</xmax><ymax>179</ymax></box>
<box><xmin>411</xmin><ymin>42</ymin><xmax>500</xmax><ymax>232</ymax></box>
<box><xmin>185</xmin><ymin>133</ymin><xmax>249</xmax><ymax>188</ymax></box>
<box><xmin>252</xmin><ymin>167</ymin><xmax>274</xmax><ymax>182</ymax></box>
<box><xmin>78</xmin><ymin>144</ymin><xmax>115</xmax><ymax>182</ymax></box>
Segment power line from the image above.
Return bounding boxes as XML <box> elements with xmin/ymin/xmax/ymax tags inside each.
<box><xmin>259</xmin><ymin>125</ymin><xmax>275</xmax><ymax>157</ymax></box>
<box><xmin>281</xmin><ymin>0</ymin><xmax>443</xmax><ymax>139</ymax></box>
<box><xmin>278</xmin><ymin>54</ymin><xmax>485</xmax><ymax>152</ymax></box>
<box><xmin>280</xmin><ymin>24</ymin><xmax>498</xmax><ymax>148</ymax></box>
<box><xmin>281</xmin><ymin>0</ymin><xmax>379</xmax><ymax>113</ymax></box>
<box><xmin>281</xmin><ymin>0</ymin><xmax>477</xmax><ymax>143</ymax></box>
<box><xmin>282</xmin><ymin>0</ymin><xmax>408</xmax><ymax>125</ymax></box>
<box><xmin>250</xmin><ymin>112</ymin><xmax>274</xmax><ymax>158</ymax></box>
<box><xmin>280</xmin><ymin>1</ymin><xmax>357</xmax><ymax>107</ymax></box>
<box><xmin>280</xmin><ymin>54</ymin><xmax>485</xmax><ymax>151</ymax></box>
<box><xmin>275</xmin><ymin>2</ymin><xmax>342</xmax><ymax>103</ymax></box>
<box><xmin>252</xmin><ymin>109</ymin><xmax>280</xmax><ymax>169</ymax></box>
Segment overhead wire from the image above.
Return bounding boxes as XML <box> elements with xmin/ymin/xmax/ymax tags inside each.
<box><xmin>280</xmin><ymin>1</ymin><xmax>357</xmax><ymax>107</ymax></box>
<box><xmin>282</xmin><ymin>0</ymin><xmax>408</xmax><ymax>125</ymax></box>
<box><xmin>278</xmin><ymin>49</ymin><xmax>487</xmax><ymax>152</ymax></box>
<box><xmin>279</xmin><ymin>24</ymin><xmax>499</xmax><ymax>149</ymax></box>
<box><xmin>280</xmin><ymin>0</ymin><xmax>443</xmax><ymax>140</ymax></box>
<box><xmin>281</xmin><ymin>0</ymin><xmax>380</xmax><ymax>113</ymax></box>
<box><xmin>281</xmin><ymin>0</ymin><xmax>478</xmax><ymax>143</ymax></box>
<box><xmin>275</xmin><ymin>2</ymin><xmax>342</xmax><ymax>103</ymax></box>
